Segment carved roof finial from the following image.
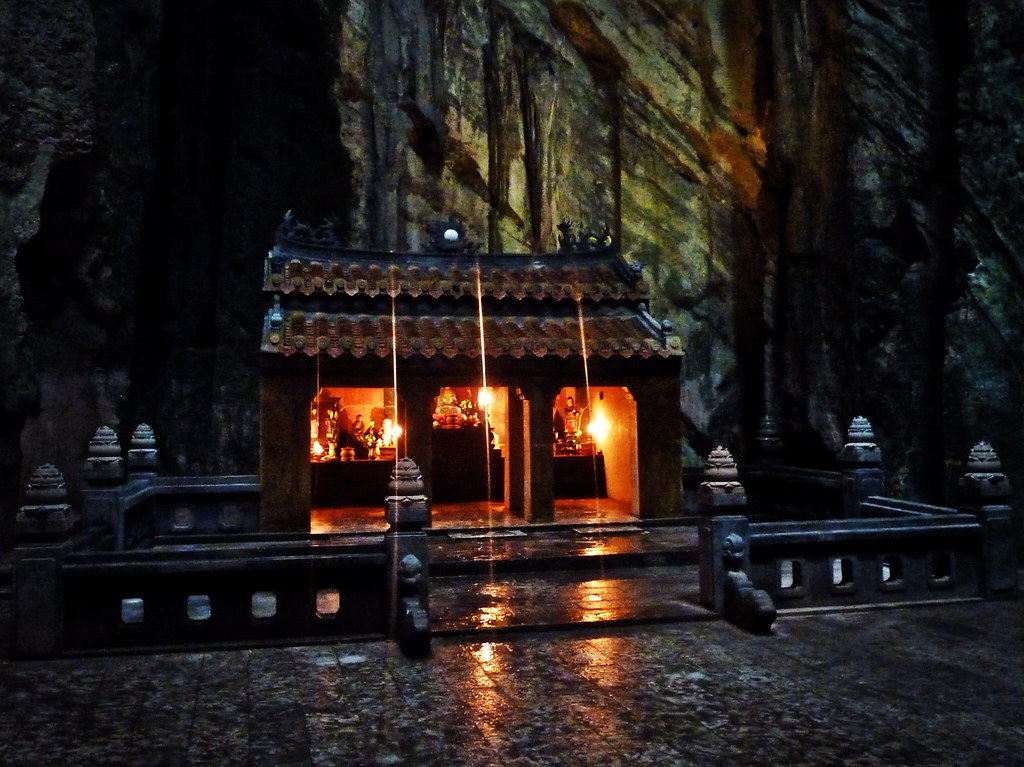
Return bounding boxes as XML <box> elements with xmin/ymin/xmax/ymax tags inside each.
<box><xmin>425</xmin><ymin>219</ymin><xmax>477</xmax><ymax>254</ymax></box>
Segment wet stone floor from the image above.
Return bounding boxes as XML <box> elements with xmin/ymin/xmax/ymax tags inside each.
<box><xmin>1</xmin><ymin>596</ymin><xmax>1023</xmax><ymax>766</ymax></box>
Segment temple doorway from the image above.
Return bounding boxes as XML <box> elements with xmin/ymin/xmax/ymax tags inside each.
<box><xmin>429</xmin><ymin>386</ymin><xmax>507</xmax><ymax>505</ymax></box>
<box><xmin>552</xmin><ymin>386</ymin><xmax>639</xmax><ymax>516</ymax></box>
<box><xmin>308</xmin><ymin>386</ymin><xmax>402</xmax><ymax>509</ymax></box>
<box><xmin>306</xmin><ymin>383</ymin><xmax>640</xmax><ymax>532</ymax></box>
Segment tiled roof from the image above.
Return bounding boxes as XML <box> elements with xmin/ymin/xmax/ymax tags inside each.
<box><xmin>262</xmin><ymin>309</ymin><xmax>682</xmax><ymax>360</ymax></box>
<box><xmin>263</xmin><ymin>252</ymin><xmax>649</xmax><ymax>303</ymax></box>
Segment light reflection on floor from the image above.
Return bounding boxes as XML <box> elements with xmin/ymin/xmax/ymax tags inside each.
<box><xmin>430</xmin><ymin>567</ymin><xmax>706</xmax><ymax>633</ymax></box>
<box><xmin>472</xmin><ymin>582</ymin><xmax>517</xmax><ymax>629</ymax></box>
<box><xmin>465</xmin><ymin>641</ymin><xmax>512</xmax><ymax>741</ymax></box>
<box><xmin>573</xmin><ymin>578</ymin><xmax>625</xmax><ymax>623</ymax></box>
<box><xmin>3</xmin><ymin>604</ymin><xmax>1019</xmax><ymax>765</ymax></box>
<box><xmin>310</xmin><ymin>497</ymin><xmax>635</xmax><ymax>534</ymax></box>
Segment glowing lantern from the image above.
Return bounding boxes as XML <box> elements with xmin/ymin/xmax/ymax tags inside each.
<box><xmin>381</xmin><ymin>419</ymin><xmax>402</xmax><ymax>447</ymax></box>
<box><xmin>587</xmin><ymin>413</ymin><xmax>610</xmax><ymax>443</ymax></box>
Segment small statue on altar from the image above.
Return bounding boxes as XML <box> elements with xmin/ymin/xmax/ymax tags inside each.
<box><xmin>363</xmin><ymin>419</ymin><xmax>381</xmax><ymax>459</ymax></box>
<box><xmin>554</xmin><ymin>395</ymin><xmax>584</xmax><ymax>454</ymax></box>
<box><xmin>434</xmin><ymin>386</ymin><xmax>464</xmax><ymax>427</ymax></box>
<box><xmin>345</xmin><ymin>413</ymin><xmax>369</xmax><ymax>458</ymax></box>
<box><xmin>459</xmin><ymin>396</ymin><xmax>480</xmax><ymax>426</ymax></box>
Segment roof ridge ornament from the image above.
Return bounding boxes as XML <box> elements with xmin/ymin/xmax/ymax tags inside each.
<box><xmin>425</xmin><ymin>219</ymin><xmax>478</xmax><ymax>254</ymax></box>
<box><xmin>276</xmin><ymin>210</ymin><xmax>344</xmax><ymax>248</ymax></box>
<box><xmin>556</xmin><ymin>219</ymin><xmax>614</xmax><ymax>253</ymax></box>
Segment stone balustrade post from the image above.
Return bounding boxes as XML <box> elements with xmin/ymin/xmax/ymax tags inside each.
<box><xmin>384</xmin><ymin>457</ymin><xmax>431</xmax><ymax>657</ymax></box>
<box><xmin>837</xmin><ymin>416</ymin><xmax>883</xmax><ymax>518</ymax></box>
<box><xmin>958</xmin><ymin>442</ymin><xmax>1017</xmax><ymax>599</ymax></box>
<box><xmin>697</xmin><ymin>446</ymin><xmax>747</xmax><ymax>514</ymax></box>
<box><xmin>13</xmin><ymin>464</ymin><xmax>78</xmax><ymax>657</ymax></box>
<box><xmin>697</xmin><ymin>448</ymin><xmax>775</xmax><ymax>632</ymax></box>
<box><xmin>82</xmin><ymin>425</ymin><xmax>125</xmax><ymax>485</ymax></box>
<box><xmin>698</xmin><ymin>514</ymin><xmax>749</xmax><ymax>613</ymax></box>
<box><xmin>698</xmin><ymin>513</ymin><xmax>776</xmax><ymax>633</ymax></box>
<box><xmin>126</xmin><ymin>423</ymin><xmax>160</xmax><ymax>477</ymax></box>
<box><xmin>80</xmin><ymin>425</ymin><xmax>130</xmax><ymax>546</ymax></box>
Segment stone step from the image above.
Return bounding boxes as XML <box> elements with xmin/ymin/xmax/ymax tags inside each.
<box><xmin>428</xmin><ymin>521</ymin><xmax>699</xmax><ymax>577</ymax></box>
<box><xmin>430</xmin><ymin>564</ymin><xmax>713</xmax><ymax>635</ymax></box>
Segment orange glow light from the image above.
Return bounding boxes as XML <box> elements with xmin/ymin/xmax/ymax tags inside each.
<box><xmin>587</xmin><ymin>413</ymin><xmax>610</xmax><ymax>442</ymax></box>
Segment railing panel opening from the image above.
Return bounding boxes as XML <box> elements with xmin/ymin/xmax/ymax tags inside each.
<box><xmin>316</xmin><ymin>588</ymin><xmax>341</xmax><ymax>618</ymax></box>
<box><xmin>121</xmin><ymin>597</ymin><xmax>145</xmax><ymax>625</ymax></box>
<box><xmin>928</xmin><ymin>551</ymin><xmax>954</xmax><ymax>588</ymax></box>
<box><xmin>777</xmin><ymin>559</ymin><xmax>805</xmax><ymax>598</ymax></box>
<box><xmin>879</xmin><ymin>555</ymin><xmax>905</xmax><ymax>592</ymax></box>
<box><xmin>251</xmin><ymin>591</ymin><xmax>278</xmax><ymax>620</ymax></box>
<box><xmin>186</xmin><ymin>594</ymin><xmax>212</xmax><ymax>621</ymax></box>
<box><xmin>829</xmin><ymin>556</ymin><xmax>857</xmax><ymax>595</ymax></box>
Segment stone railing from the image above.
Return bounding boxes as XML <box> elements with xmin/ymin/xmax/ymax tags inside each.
<box><xmin>11</xmin><ymin>439</ymin><xmax>432</xmax><ymax>658</ymax></box>
<box><xmin>74</xmin><ymin>424</ymin><xmax>261</xmax><ymax>549</ymax></box>
<box><xmin>82</xmin><ymin>474</ymin><xmax>261</xmax><ymax>550</ymax></box>
<box><xmin>697</xmin><ymin>437</ymin><xmax>1018</xmax><ymax>631</ymax></box>
<box><xmin>51</xmin><ymin>536</ymin><xmax>390</xmax><ymax>653</ymax></box>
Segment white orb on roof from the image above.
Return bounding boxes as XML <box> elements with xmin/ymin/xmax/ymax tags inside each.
<box><xmin>443</xmin><ymin>228</ymin><xmax>459</xmax><ymax>242</ymax></box>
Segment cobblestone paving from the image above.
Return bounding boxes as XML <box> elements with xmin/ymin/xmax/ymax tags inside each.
<box><xmin>1</xmin><ymin>596</ymin><xmax>1022</xmax><ymax>766</ymax></box>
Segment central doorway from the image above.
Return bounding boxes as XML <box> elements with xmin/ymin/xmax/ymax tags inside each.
<box><xmin>307</xmin><ymin>383</ymin><xmax>640</xmax><ymax>533</ymax></box>
<box><xmin>429</xmin><ymin>386</ymin><xmax>507</xmax><ymax>504</ymax></box>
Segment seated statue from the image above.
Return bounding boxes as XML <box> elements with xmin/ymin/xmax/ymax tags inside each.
<box><xmin>554</xmin><ymin>395</ymin><xmax>583</xmax><ymax>453</ymax></box>
<box><xmin>433</xmin><ymin>387</ymin><xmax>464</xmax><ymax>428</ymax></box>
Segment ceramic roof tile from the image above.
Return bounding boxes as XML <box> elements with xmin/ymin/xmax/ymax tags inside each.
<box><xmin>264</xmin><ymin>251</ymin><xmax>649</xmax><ymax>303</ymax></box>
<box><xmin>262</xmin><ymin>310</ymin><xmax>682</xmax><ymax>360</ymax></box>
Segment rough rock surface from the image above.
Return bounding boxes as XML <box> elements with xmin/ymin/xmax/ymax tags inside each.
<box><xmin>0</xmin><ymin>1</ymin><xmax>1020</xmax><ymax>547</ymax></box>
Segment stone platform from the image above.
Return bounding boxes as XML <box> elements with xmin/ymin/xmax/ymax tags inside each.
<box><xmin>1</xmin><ymin>586</ymin><xmax>1022</xmax><ymax>765</ymax></box>
<box><xmin>428</xmin><ymin>521</ymin><xmax>706</xmax><ymax>633</ymax></box>
<box><xmin>1</xmin><ymin>519</ymin><xmax>1020</xmax><ymax>765</ymax></box>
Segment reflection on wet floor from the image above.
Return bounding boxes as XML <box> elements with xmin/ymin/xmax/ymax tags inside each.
<box><xmin>311</xmin><ymin>497</ymin><xmax>701</xmax><ymax>635</ymax></box>
<box><xmin>432</xmin><ymin>567</ymin><xmax>710</xmax><ymax>634</ymax></box>
<box><xmin>310</xmin><ymin>498</ymin><xmax>636</xmax><ymax>533</ymax></box>
<box><xmin>3</xmin><ymin>599</ymin><xmax>1021</xmax><ymax>765</ymax></box>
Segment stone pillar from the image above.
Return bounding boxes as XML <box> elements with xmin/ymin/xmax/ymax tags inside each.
<box><xmin>634</xmin><ymin>375</ymin><xmax>683</xmax><ymax>518</ymax></box>
<box><xmin>384</xmin><ymin>457</ymin><xmax>431</xmax><ymax>656</ymax></box>
<box><xmin>260</xmin><ymin>362</ymin><xmax>314</xmax><ymax>532</ymax></box>
<box><xmin>521</xmin><ymin>382</ymin><xmax>558</xmax><ymax>524</ymax></box>
<box><xmin>958</xmin><ymin>442</ymin><xmax>1017</xmax><ymax>599</ymax></box>
<box><xmin>14</xmin><ymin>464</ymin><xmax>77</xmax><ymax>657</ymax></box>
<box><xmin>756</xmin><ymin>414</ymin><xmax>783</xmax><ymax>465</ymax></box>
<box><xmin>837</xmin><ymin>416</ymin><xmax>883</xmax><ymax>518</ymax></box>
<box><xmin>506</xmin><ymin>389</ymin><xmax>527</xmax><ymax>516</ymax></box>
<box><xmin>749</xmin><ymin>415</ymin><xmax>784</xmax><ymax>517</ymax></box>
